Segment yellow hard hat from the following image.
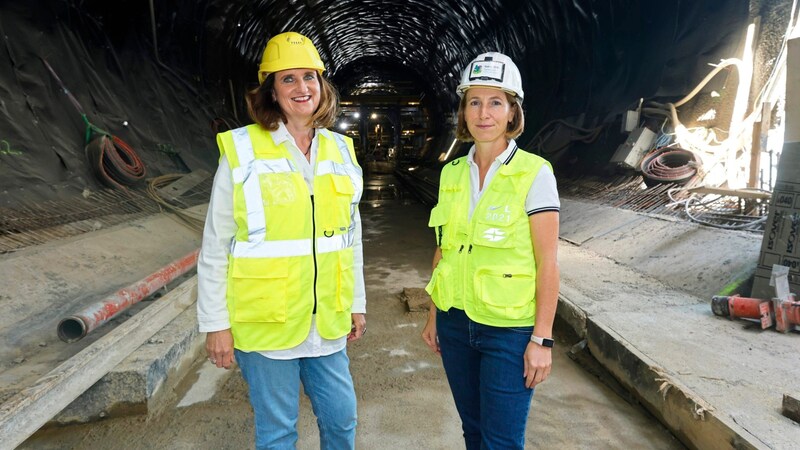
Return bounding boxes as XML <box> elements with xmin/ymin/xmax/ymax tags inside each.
<box><xmin>258</xmin><ymin>31</ymin><xmax>325</xmax><ymax>84</ymax></box>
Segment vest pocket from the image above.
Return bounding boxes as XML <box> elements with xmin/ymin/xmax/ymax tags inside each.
<box><xmin>229</xmin><ymin>258</ymin><xmax>289</xmax><ymax>323</ymax></box>
<box><xmin>428</xmin><ymin>204</ymin><xmax>455</xmax><ymax>250</ymax></box>
<box><xmin>321</xmin><ymin>175</ymin><xmax>355</xmax><ymax>233</ymax></box>
<box><xmin>474</xmin><ymin>266</ymin><xmax>535</xmax><ymax>320</ymax></box>
<box><xmin>336</xmin><ymin>250</ymin><xmax>355</xmax><ymax>312</ymax></box>
<box><xmin>425</xmin><ymin>260</ymin><xmax>454</xmax><ymax>311</ymax></box>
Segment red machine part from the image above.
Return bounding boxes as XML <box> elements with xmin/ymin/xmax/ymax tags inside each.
<box><xmin>773</xmin><ymin>294</ymin><xmax>800</xmax><ymax>333</ymax></box>
<box><xmin>711</xmin><ymin>294</ymin><xmax>773</xmax><ymax>329</ymax></box>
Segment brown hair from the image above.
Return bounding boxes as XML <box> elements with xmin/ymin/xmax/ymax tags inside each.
<box><xmin>245</xmin><ymin>72</ymin><xmax>340</xmax><ymax>130</ymax></box>
<box><xmin>455</xmin><ymin>93</ymin><xmax>525</xmax><ymax>142</ymax></box>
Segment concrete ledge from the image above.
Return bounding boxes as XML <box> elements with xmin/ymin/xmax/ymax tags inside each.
<box><xmin>556</xmin><ymin>284</ymin><xmax>589</xmax><ymax>338</ymax></box>
<box><xmin>584</xmin><ymin>319</ymin><xmax>766</xmax><ymax>450</ymax></box>
<box><xmin>557</xmin><ymin>283</ymin><xmax>769</xmax><ymax>450</ymax></box>
<box><xmin>50</xmin><ymin>303</ymin><xmax>203</xmax><ymax>425</ymax></box>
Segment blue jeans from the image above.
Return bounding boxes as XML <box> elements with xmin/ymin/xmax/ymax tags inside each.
<box><xmin>235</xmin><ymin>348</ymin><xmax>357</xmax><ymax>450</ymax></box>
<box><xmin>437</xmin><ymin>308</ymin><xmax>535</xmax><ymax>450</ymax></box>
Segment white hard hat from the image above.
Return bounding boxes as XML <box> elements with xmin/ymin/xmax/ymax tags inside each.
<box><xmin>456</xmin><ymin>52</ymin><xmax>524</xmax><ymax>103</ymax></box>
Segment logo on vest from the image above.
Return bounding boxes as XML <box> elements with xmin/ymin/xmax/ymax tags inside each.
<box><xmin>483</xmin><ymin>228</ymin><xmax>506</xmax><ymax>242</ymax></box>
<box><xmin>485</xmin><ymin>205</ymin><xmax>512</xmax><ymax>223</ymax></box>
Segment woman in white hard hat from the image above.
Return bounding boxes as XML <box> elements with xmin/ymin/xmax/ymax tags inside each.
<box><xmin>197</xmin><ymin>31</ymin><xmax>365</xmax><ymax>449</ymax></box>
<box><xmin>422</xmin><ymin>52</ymin><xmax>560</xmax><ymax>449</ymax></box>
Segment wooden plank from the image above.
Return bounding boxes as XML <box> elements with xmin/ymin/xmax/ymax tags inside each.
<box><xmin>783</xmin><ymin>393</ymin><xmax>800</xmax><ymax>424</ymax></box>
<box><xmin>0</xmin><ymin>277</ymin><xmax>198</xmax><ymax>450</ymax></box>
<box><xmin>156</xmin><ymin>170</ymin><xmax>211</xmax><ymax>202</ymax></box>
<box><xmin>749</xmin><ymin>103</ymin><xmax>771</xmax><ymax>189</ymax></box>
<box><xmin>686</xmin><ymin>186</ymin><xmax>771</xmax><ymax>200</ymax></box>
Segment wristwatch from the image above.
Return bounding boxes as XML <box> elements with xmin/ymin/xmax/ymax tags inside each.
<box><xmin>530</xmin><ymin>335</ymin><xmax>555</xmax><ymax>348</ymax></box>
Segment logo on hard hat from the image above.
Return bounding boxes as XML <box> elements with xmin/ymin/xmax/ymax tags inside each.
<box><xmin>287</xmin><ymin>35</ymin><xmax>304</xmax><ymax>44</ymax></box>
<box><xmin>468</xmin><ymin>61</ymin><xmax>504</xmax><ymax>82</ymax></box>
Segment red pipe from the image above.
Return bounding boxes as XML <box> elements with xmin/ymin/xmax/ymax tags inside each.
<box><xmin>57</xmin><ymin>249</ymin><xmax>199</xmax><ymax>343</ymax></box>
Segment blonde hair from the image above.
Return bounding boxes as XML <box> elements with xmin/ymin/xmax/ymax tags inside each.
<box><xmin>455</xmin><ymin>93</ymin><xmax>525</xmax><ymax>142</ymax></box>
<box><xmin>245</xmin><ymin>72</ymin><xmax>339</xmax><ymax>130</ymax></box>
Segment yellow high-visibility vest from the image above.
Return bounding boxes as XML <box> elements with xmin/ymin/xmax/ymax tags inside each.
<box><xmin>217</xmin><ymin>124</ymin><xmax>362</xmax><ymax>351</ymax></box>
<box><xmin>426</xmin><ymin>149</ymin><xmax>550</xmax><ymax>327</ymax></box>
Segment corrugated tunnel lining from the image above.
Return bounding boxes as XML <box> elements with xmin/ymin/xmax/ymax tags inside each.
<box><xmin>208</xmin><ymin>0</ymin><xmax>751</xmax><ymax>126</ymax></box>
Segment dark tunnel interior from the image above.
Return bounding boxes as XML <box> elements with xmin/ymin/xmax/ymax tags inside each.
<box><xmin>0</xmin><ymin>0</ymin><xmax>793</xmax><ymax>212</ymax></box>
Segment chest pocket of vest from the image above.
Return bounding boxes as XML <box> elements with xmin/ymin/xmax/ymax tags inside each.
<box><xmin>472</xmin><ymin>202</ymin><xmax>522</xmax><ymax>249</ymax></box>
<box><xmin>318</xmin><ymin>174</ymin><xmax>354</xmax><ymax>234</ymax></box>
<box><xmin>474</xmin><ymin>266</ymin><xmax>535</xmax><ymax>320</ymax></box>
<box><xmin>229</xmin><ymin>258</ymin><xmax>289</xmax><ymax>323</ymax></box>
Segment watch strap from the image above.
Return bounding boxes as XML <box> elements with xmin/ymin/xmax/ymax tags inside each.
<box><xmin>530</xmin><ymin>335</ymin><xmax>554</xmax><ymax>348</ymax></box>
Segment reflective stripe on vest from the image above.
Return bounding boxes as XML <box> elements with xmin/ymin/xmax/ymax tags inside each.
<box><xmin>228</xmin><ymin>128</ymin><xmax>361</xmax><ymax>259</ymax></box>
<box><xmin>231</xmin><ymin>127</ymin><xmax>267</xmax><ymax>241</ymax></box>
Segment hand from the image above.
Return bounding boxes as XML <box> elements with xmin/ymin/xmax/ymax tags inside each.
<box><xmin>206</xmin><ymin>329</ymin><xmax>235</xmax><ymax>369</ymax></box>
<box><xmin>523</xmin><ymin>342</ymin><xmax>552</xmax><ymax>388</ymax></box>
<box><xmin>421</xmin><ymin>305</ymin><xmax>440</xmax><ymax>355</ymax></box>
<box><xmin>348</xmin><ymin>313</ymin><xmax>366</xmax><ymax>342</ymax></box>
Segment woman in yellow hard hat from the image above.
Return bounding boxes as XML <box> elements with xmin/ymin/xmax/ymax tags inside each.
<box><xmin>421</xmin><ymin>52</ymin><xmax>560</xmax><ymax>449</ymax></box>
<box><xmin>197</xmin><ymin>31</ymin><xmax>365</xmax><ymax>449</ymax></box>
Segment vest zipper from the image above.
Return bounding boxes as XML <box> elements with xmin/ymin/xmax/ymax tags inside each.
<box><xmin>438</xmin><ymin>226</ymin><xmax>443</xmax><ymax>247</ymax></box>
<box><xmin>311</xmin><ymin>195</ymin><xmax>318</xmax><ymax>314</ymax></box>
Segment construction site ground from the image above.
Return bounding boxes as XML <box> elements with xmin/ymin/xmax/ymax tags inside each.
<box><xmin>4</xmin><ymin>180</ymin><xmax>799</xmax><ymax>449</ymax></box>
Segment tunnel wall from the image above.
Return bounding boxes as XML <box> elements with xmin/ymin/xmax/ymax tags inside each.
<box><xmin>0</xmin><ymin>1</ymin><xmax>222</xmax><ymax>209</ymax></box>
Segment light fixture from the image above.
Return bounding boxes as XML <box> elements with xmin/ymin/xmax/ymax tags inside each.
<box><xmin>339</xmin><ymin>122</ymin><xmax>349</xmax><ymax>130</ymax></box>
<box><xmin>353</xmin><ymin>112</ymin><xmax>360</xmax><ymax>119</ymax></box>
<box><xmin>370</xmin><ymin>113</ymin><xmax>378</xmax><ymax>119</ymax></box>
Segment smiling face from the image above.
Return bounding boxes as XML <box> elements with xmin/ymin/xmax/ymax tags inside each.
<box><xmin>463</xmin><ymin>87</ymin><xmax>515</xmax><ymax>145</ymax></box>
<box><xmin>271</xmin><ymin>68</ymin><xmax>321</xmax><ymax>124</ymax></box>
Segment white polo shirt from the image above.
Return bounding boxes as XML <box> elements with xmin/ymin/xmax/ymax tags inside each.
<box><xmin>466</xmin><ymin>139</ymin><xmax>560</xmax><ymax>219</ymax></box>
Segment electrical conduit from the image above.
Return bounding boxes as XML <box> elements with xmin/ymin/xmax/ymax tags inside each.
<box><xmin>57</xmin><ymin>249</ymin><xmax>199</xmax><ymax>343</ymax></box>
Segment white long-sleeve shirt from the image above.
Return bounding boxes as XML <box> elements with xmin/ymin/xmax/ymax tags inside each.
<box><xmin>197</xmin><ymin>123</ymin><xmax>366</xmax><ymax>359</ymax></box>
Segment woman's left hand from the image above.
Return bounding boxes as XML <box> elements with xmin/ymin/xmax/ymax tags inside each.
<box><xmin>348</xmin><ymin>313</ymin><xmax>366</xmax><ymax>342</ymax></box>
<box><xmin>523</xmin><ymin>342</ymin><xmax>552</xmax><ymax>388</ymax></box>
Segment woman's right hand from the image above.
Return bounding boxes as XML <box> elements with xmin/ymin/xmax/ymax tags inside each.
<box><xmin>421</xmin><ymin>304</ymin><xmax>440</xmax><ymax>355</ymax></box>
<box><xmin>206</xmin><ymin>329</ymin><xmax>235</xmax><ymax>369</ymax></box>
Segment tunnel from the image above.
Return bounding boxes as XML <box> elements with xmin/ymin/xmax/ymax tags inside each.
<box><xmin>2</xmin><ymin>1</ymin><xmax>800</xmax><ymax>448</ymax></box>
<box><xmin>1</xmin><ymin>0</ymin><xmax>792</xmax><ymax>208</ymax></box>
